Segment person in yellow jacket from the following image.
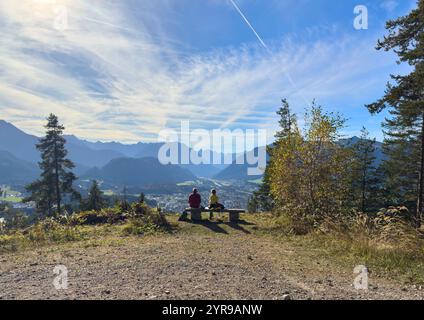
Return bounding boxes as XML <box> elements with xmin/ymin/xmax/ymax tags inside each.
<box><xmin>209</xmin><ymin>189</ymin><xmax>224</xmax><ymax>219</ymax></box>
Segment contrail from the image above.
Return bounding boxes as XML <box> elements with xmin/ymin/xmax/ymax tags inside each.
<box><xmin>229</xmin><ymin>0</ymin><xmax>269</xmax><ymax>51</ymax></box>
<box><xmin>79</xmin><ymin>16</ymin><xmax>137</xmax><ymax>34</ymax></box>
<box><xmin>228</xmin><ymin>0</ymin><xmax>309</xmax><ymax>105</ymax></box>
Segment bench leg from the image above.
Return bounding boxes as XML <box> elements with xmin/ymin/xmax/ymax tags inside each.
<box><xmin>191</xmin><ymin>210</ymin><xmax>202</xmax><ymax>221</ymax></box>
<box><xmin>229</xmin><ymin>212</ymin><xmax>240</xmax><ymax>222</ymax></box>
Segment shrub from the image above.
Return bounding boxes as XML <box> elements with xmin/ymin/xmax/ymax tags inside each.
<box><xmin>369</xmin><ymin>207</ymin><xmax>420</xmax><ymax>250</ymax></box>
<box><xmin>122</xmin><ymin>204</ymin><xmax>170</xmax><ymax>236</ymax></box>
<box><xmin>67</xmin><ymin>209</ymin><xmax>125</xmax><ymax>226</ymax></box>
<box><xmin>0</xmin><ymin>202</ymin><xmax>171</xmax><ymax>253</ymax></box>
<box><xmin>26</xmin><ymin>218</ymin><xmax>82</xmax><ymax>243</ymax></box>
<box><xmin>0</xmin><ymin>233</ymin><xmax>26</xmax><ymax>252</ymax></box>
<box><xmin>273</xmin><ymin>205</ymin><xmax>315</xmax><ymax>235</ymax></box>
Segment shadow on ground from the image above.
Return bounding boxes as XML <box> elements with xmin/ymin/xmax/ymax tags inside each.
<box><xmin>188</xmin><ymin>219</ymin><xmax>253</xmax><ymax>234</ymax></box>
<box><xmin>225</xmin><ymin>222</ymin><xmax>251</xmax><ymax>234</ymax></box>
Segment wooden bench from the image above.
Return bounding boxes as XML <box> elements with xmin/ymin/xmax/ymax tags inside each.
<box><xmin>182</xmin><ymin>208</ymin><xmax>245</xmax><ymax>222</ymax></box>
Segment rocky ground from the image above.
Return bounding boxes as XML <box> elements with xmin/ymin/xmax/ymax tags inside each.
<box><xmin>0</xmin><ymin>217</ymin><xmax>423</xmax><ymax>300</ymax></box>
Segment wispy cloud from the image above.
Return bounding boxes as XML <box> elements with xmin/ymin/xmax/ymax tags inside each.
<box><xmin>380</xmin><ymin>0</ymin><xmax>399</xmax><ymax>13</ymax></box>
<box><xmin>0</xmin><ymin>1</ymin><xmax>401</xmax><ymax>143</ymax></box>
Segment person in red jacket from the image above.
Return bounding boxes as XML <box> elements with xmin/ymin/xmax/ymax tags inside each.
<box><xmin>188</xmin><ymin>188</ymin><xmax>202</xmax><ymax>209</ymax></box>
<box><xmin>179</xmin><ymin>188</ymin><xmax>202</xmax><ymax>221</ymax></box>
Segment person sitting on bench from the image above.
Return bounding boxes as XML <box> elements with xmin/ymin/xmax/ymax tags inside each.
<box><xmin>189</xmin><ymin>188</ymin><xmax>202</xmax><ymax>209</ymax></box>
<box><xmin>208</xmin><ymin>189</ymin><xmax>224</xmax><ymax>219</ymax></box>
<box><xmin>180</xmin><ymin>188</ymin><xmax>202</xmax><ymax>221</ymax></box>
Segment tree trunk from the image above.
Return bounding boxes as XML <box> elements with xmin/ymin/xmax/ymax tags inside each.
<box><xmin>54</xmin><ymin>140</ymin><xmax>61</xmax><ymax>217</ymax></box>
<box><xmin>417</xmin><ymin>112</ymin><xmax>424</xmax><ymax>228</ymax></box>
<box><xmin>361</xmin><ymin>166</ymin><xmax>366</xmax><ymax>213</ymax></box>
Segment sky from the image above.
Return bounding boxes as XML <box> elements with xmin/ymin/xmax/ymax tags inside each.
<box><xmin>0</xmin><ymin>0</ymin><xmax>419</xmax><ymax>147</ymax></box>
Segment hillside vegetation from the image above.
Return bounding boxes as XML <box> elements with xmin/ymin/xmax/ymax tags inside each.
<box><xmin>1</xmin><ymin>211</ymin><xmax>424</xmax><ymax>300</ymax></box>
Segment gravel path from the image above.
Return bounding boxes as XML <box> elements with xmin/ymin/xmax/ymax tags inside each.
<box><xmin>0</xmin><ymin>221</ymin><xmax>423</xmax><ymax>300</ymax></box>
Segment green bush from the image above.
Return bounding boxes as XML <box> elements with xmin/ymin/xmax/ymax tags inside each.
<box><xmin>0</xmin><ymin>233</ymin><xmax>26</xmax><ymax>252</ymax></box>
<box><xmin>274</xmin><ymin>205</ymin><xmax>321</xmax><ymax>235</ymax></box>
<box><xmin>27</xmin><ymin>218</ymin><xmax>83</xmax><ymax>243</ymax></box>
<box><xmin>0</xmin><ymin>203</ymin><xmax>171</xmax><ymax>252</ymax></box>
<box><xmin>67</xmin><ymin>209</ymin><xmax>125</xmax><ymax>226</ymax></box>
<box><xmin>122</xmin><ymin>204</ymin><xmax>171</xmax><ymax>236</ymax></box>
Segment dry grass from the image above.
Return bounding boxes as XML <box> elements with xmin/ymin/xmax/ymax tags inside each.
<box><xmin>245</xmin><ymin>211</ymin><xmax>424</xmax><ymax>284</ymax></box>
<box><xmin>1</xmin><ymin>210</ymin><xmax>424</xmax><ymax>284</ymax></box>
<box><xmin>0</xmin><ymin>204</ymin><xmax>172</xmax><ymax>253</ymax></box>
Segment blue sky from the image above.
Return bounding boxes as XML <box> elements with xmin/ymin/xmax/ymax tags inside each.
<box><xmin>0</xmin><ymin>0</ymin><xmax>418</xmax><ymax>146</ymax></box>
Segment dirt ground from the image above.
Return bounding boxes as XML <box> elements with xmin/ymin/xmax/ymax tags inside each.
<box><xmin>1</xmin><ymin>217</ymin><xmax>423</xmax><ymax>300</ymax></box>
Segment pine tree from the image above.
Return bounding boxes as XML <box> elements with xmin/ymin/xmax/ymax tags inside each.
<box><xmin>350</xmin><ymin>127</ymin><xmax>377</xmax><ymax>212</ymax></box>
<box><xmin>275</xmin><ymin>99</ymin><xmax>297</xmax><ymax>142</ymax></box>
<box><xmin>119</xmin><ymin>186</ymin><xmax>130</xmax><ymax>211</ymax></box>
<box><xmin>139</xmin><ymin>192</ymin><xmax>145</xmax><ymax>204</ymax></box>
<box><xmin>84</xmin><ymin>180</ymin><xmax>105</xmax><ymax>211</ymax></box>
<box><xmin>251</xmin><ymin>99</ymin><xmax>297</xmax><ymax>212</ymax></box>
<box><xmin>247</xmin><ymin>195</ymin><xmax>259</xmax><ymax>213</ymax></box>
<box><xmin>24</xmin><ymin>114</ymin><xmax>79</xmax><ymax>217</ymax></box>
<box><xmin>249</xmin><ymin>163</ymin><xmax>274</xmax><ymax>212</ymax></box>
<box><xmin>366</xmin><ymin>2</ymin><xmax>424</xmax><ymax>225</ymax></box>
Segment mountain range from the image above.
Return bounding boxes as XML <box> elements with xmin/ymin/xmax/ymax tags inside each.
<box><xmin>0</xmin><ymin>150</ymin><xmax>39</xmax><ymax>184</ymax></box>
<box><xmin>214</xmin><ymin>146</ymin><xmax>268</xmax><ymax>181</ymax></box>
<box><xmin>215</xmin><ymin>137</ymin><xmax>386</xmax><ymax>181</ymax></box>
<box><xmin>82</xmin><ymin>157</ymin><xmax>196</xmax><ymax>187</ymax></box>
<box><xmin>0</xmin><ymin>120</ymin><xmax>233</xmax><ymax>186</ymax></box>
<box><xmin>0</xmin><ymin>120</ymin><xmax>386</xmax><ymax>187</ymax></box>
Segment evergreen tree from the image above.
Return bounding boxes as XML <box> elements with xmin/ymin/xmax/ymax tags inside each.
<box><xmin>139</xmin><ymin>192</ymin><xmax>145</xmax><ymax>204</ymax></box>
<box><xmin>247</xmin><ymin>195</ymin><xmax>259</xmax><ymax>213</ymax></box>
<box><xmin>24</xmin><ymin>114</ymin><xmax>79</xmax><ymax>217</ymax></box>
<box><xmin>250</xmin><ymin>99</ymin><xmax>297</xmax><ymax>212</ymax></box>
<box><xmin>366</xmin><ymin>1</ymin><xmax>424</xmax><ymax>225</ymax></box>
<box><xmin>350</xmin><ymin>128</ymin><xmax>378</xmax><ymax>212</ymax></box>
<box><xmin>83</xmin><ymin>180</ymin><xmax>105</xmax><ymax>211</ymax></box>
<box><xmin>275</xmin><ymin>99</ymin><xmax>297</xmax><ymax>142</ymax></box>
<box><xmin>119</xmin><ymin>186</ymin><xmax>130</xmax><ymax>211</ymax></box>
<box><xmin>0</xmin><ymin>202</ymin><xmax>6</xmax><ymax>214</ymax></box>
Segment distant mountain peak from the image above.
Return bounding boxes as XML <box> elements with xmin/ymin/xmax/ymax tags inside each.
<box><xmin>0</xmin><ymin>119</ymin><xmax>14</xmax><ymax>127</ymax></box>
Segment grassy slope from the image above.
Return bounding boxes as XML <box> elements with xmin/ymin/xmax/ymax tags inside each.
<box><xmin>3</xmin><ymin>196</ymin><xmax>22</xmax><ymax>203</ymax></box>
<box><xmin>1</xmin><ymin>213</ymin><xmax>424</xmax><ymax>285</ymax></box>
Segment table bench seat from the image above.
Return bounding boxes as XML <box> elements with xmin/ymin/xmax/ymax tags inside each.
<box><xmin>182</xmin><ymin>208</ymin><xmax>245</xmax><ymax>222</ymax></box>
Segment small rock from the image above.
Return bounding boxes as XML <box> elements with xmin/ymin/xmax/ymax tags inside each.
<box><xmin>247</xmin><ymin>255</ymin><xmax>254</xmax><ymax>261</ymax></box>
<box><xmin>165</xmin><ymin>290</ymin><xmax>170</xmax><ymax>295</ymax></box>
<box><xmin>282</xmin><ymin>294</ymin><xmax>291</xmax><ymax>301</ymax></box>
<box><xmin>29</xmin><ymin>263</ymin><xmax>38</xmax><ymax>267</ymax></box>
<box><xmin>103</xmin><ymin>290</ymin><xmax>111</xmax><ymax>295</ymax></box>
